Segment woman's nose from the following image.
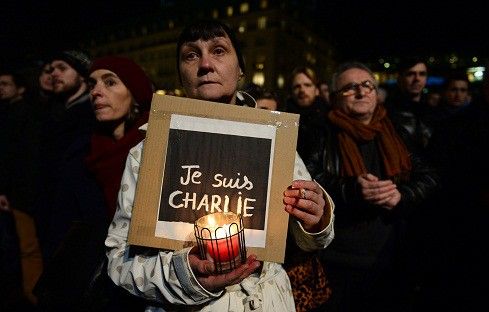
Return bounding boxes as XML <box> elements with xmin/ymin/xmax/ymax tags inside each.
<box><xmin>198</xmin><ymin>52</ymin><xmax>214</xmax><ymax>73</ymax></box>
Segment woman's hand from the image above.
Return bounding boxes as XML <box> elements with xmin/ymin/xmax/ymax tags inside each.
<box><xmin>188</xmin><ymin>247</ymin><xmax>261</xmax><ymax>292</ymax></box>
<box><xmin>283</xmin><ymin>180</ymin><xmax>328</xmax><ymax>232</ymax></box>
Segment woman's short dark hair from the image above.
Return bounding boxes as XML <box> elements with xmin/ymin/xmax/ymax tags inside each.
<box><xmin>176</xmin><ymin>20</ymin><xmax>245</xmax><ymax>81</ymax></box>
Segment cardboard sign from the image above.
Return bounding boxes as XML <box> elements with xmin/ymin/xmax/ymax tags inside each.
<box><xmin>128</xmin><ymin>95</ymin><xmax>299</xmax><ymax>263</ymax></box>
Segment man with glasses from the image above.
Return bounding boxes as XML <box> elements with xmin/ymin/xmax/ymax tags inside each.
<box><xmin>304</xmin><ymin>62</ymin><xmax>439</xmax><ymax>312</ymax></box>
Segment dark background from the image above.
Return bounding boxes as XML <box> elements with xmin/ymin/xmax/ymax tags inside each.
<box><xmin>2</xmin><ymin>0</ymin><xmax>488</xmax><ymax>67</ymax></box>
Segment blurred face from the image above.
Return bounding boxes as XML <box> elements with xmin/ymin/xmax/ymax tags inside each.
<box><xmin>51</xmin><ymin>60</ymin><xmax>84</xmax><ymax>95</ymax></box>
<box><xmin>319</xmin><ymin>83</ymin><xmax>330</xmax><ymax>102</ymax></box>
<box><xmin>334</xmin><ymin>68</ymin><xmax>378</xmax><ymax>124</ymax></box>
<box><xmin>292</xmin><ymin>73</ymin><xmax>319</xmax><ymax>107</ymax></box>
<box><xmin>444</xmin><ymin>80</ymin><xmax>469</xmax><ymax>107</ymax></box>
<box><xmin>179</xmin><ymin>34</ymin><xmax>242</xmax><ymax>103</ymax></box>
<box><xmin>398</xmin><ymin>62</ymin><xmax>427</xmax><ymax>100</ymax></box>
<box><xmin>88</xmin><ymin>69</ymin><xmax>133</xmax><ymax>123</ymax></box>
<box><xmin>39</xmin><ymin>64</ymin><xmax>53</xmax><ymax>92</ymax></box>
<box><xmin>0</xmin><ymin>75</ymin><xmax>24</xmax><ymax>102</ymax></box>
<box><xmin>256</xmin><ymin>98</ymin><xmax>278</xmax><ymax>111</ymax></box>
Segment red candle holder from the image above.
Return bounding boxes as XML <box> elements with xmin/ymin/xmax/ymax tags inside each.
<box><xmin>194</xmin><ymin>212</ymin><xmax>246</xmax><ymax>274</ymax></box>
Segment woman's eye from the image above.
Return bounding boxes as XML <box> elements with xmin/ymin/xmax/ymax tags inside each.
<box><xmin>184</xmin><ymin>52</ymin><xmax>198</xmax><ymax>61</ymax></box>
<box><xmin>214</xmin><ymin>47</ymin><xmax>225</xmax><ymax>55</ymax></box>
<box><xmin>104</xmin><ymin>79</ymin><xmax>116</xmax><ymax>87</ymax></box>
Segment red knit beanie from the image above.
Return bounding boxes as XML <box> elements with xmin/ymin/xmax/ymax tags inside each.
<box><xmin>89</xmin><ymin>56</ymin><xmax>154</xmax><ymax>111</ymax></box>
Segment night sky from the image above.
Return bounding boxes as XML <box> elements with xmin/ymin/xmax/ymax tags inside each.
<box><xmin>2</xmin><ymin>0</ymin><xmax>488</xmax><ymax>68</ymax></box>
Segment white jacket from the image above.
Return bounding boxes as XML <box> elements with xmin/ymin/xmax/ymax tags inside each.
<box><xmin>105</xmin><ymin>125</ymin><xmax>335</xmax><ymax>312</ymax></box>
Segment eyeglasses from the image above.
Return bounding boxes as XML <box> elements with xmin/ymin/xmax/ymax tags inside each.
<box><xmin>336</xmin><ymin>80</ymin><xmax>377</xmax><ymax>97</ymax></box>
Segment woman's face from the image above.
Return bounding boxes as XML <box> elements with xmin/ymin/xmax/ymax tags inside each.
<box><xmin>88</xmin><ymin>69</ymin><xmax>133</xmax><ymax>123</ymax></box>
<box><xmin>335</xmin><ymin>68</ymin><xmax>378</xmax><ymax>124</ymax></box>
<box><xmin>178</xmin><ymin>34</ymin><xmax>242</xmax><ymax>103</ymax></box>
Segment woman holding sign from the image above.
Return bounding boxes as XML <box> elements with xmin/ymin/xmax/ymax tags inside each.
<box><xmin>105</xmin><ymin>20</ymin><xmax>335</xmax><ymax>311</ymax></box>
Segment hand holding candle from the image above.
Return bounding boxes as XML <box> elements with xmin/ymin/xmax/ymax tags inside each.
<box><xmin>194</xmin><ymin>212</ymin><xmax>246</xmax><ymax>273</ymax></box>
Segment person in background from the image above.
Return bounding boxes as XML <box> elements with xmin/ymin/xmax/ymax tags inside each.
<box><xmin>105</xmin><ymin>20</ymin><xmax>335</xmax><ymax>312</ymax></box>
<box><xmin>38</xmin><ymin>61</ymin><xmax>54</xmax><ymax>104</ymax></box>
<box><xmin>305</xmin><ymin>62</ymin><xmax>438</xmax><ymax>312</ymax></box>
<box><xmin>318</xmin><ymin>80</ymin><xmax>331</xmax><ymax>109</ymax></box>
<box><xmin>286</xmin><ymin>67</ymin><xmax>329</xmax><ymax>170</ymax></box>
<box><xmin>376</xmin><ymin>86</ymin><xmax>387</xmax><ymax>106</ymax></box>
<box><xmin>433</xmin><ymin>71</ymin><xmax>471</xmax><ymax>126</ymax></box>
<box><xmin>33</xmin><ymin>50</ymin><xmax>102</xmax><ymax>264</ymax></box>
<box><xmin>245</xmin><ymin>81</ymin><xmax>330</xmax><ymax>311</ymax></box>
<box><xmin>422</xmin><ymin>69</ymin><xmax>489</xmax><ymax>312</ymax></box>
<box><xmin>385</xmin><ymin>57</ymin><xmax>433</xmax><ymax>151</ymax></box>
<box><xmin>0</xmin><ymin>70</ymin><xmax>44</xmax><ymax>307</ymax></box>
<box><xmin>426</xmin><ymin>90</ymin><xmax>441</xmax><ymax>108</ymax></box>
<box><xmin>243</xmin><ymin>82</ymin><xmax>280</xmax><ymax>111</ymax></box>
<box><xmin>86</xmin><ymin>56</ymin><xmax>153</xmax><ymax>219</ymax></box>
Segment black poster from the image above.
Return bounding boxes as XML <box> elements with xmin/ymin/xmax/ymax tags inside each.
<box><xmin>159</xmin><ymin>128</ymin><xmax>272</xmax><ymax>231</ymax></box>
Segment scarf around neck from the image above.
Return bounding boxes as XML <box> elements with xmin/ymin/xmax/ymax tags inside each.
<box><xmin>328</xmin><ymin>105</ymin><xmax>411</xmax><ymax>180</ymax></box>
<box><xmin>85</xmin><ymin>112</ymin><xmax>149</xmax><ymax>218</ymax></box>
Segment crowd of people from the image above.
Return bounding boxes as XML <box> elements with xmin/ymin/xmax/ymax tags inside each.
<box><xmin>1</xmin><ymin>19</ymin><xmax>488</xmax><ymax>312</ymax></box>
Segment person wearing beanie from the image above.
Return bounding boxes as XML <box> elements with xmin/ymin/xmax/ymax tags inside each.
<box><xmin>33</xmin><ymin>56</ymin><xmax>154</xmax><ymax>311</ymax></box>
<box><xmin>33</xmin><ymin>51</ymin><xmax>107</xmax><ymax>310</ymax></box>
<box><xmin>85</xmin><ymin>55</ymin><xmax>154</xmax><ymax>218</ymax></box>
<box><xmin>50</xmin><ymin>50</ymin><xmax>91</xmax><ymax>109</ymax></box>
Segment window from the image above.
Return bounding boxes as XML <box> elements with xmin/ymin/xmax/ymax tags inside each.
<box><xmin>277</xmin><ymin>74</ymin><xmax>285</xmax><ymax>89</ymax></box>
<box><xmin>257</xmin><ymin>16</ymin><xmax>267</xmax><ymax>29</ymax></box>
<box><xmin>252</xmin><ymin>72</ymin><xmax>265</xmax><ymax>86</ymax></box>
<box><xmin>240</xmin><ymin>2</ymin><xmax>249</xmax><ymax>13</ymax></box>
<box><xmin>227</xmin><ymin>6</ymin><xmax>234</xmax><ymax>17</ymax></box>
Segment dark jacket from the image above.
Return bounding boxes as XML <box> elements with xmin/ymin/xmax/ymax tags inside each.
<box><xmin>33</xmin><ymin>92</ymin><xmax>107</xmax><ymax>264</ymax></box>
<box><xmin>304</xmin><ymin>121</ymin><xmax>439</xmax><ymax>267</ymax></box>
<box><xmin>286</xmin><ymin>97</ymin><xmax>329</xmax><ymax>162</ymax></box>
<box><xmin>385</xmin><ymin>92</ymin><xmax>435</xmax><ymax>152</ymax></box>
<box><xmin>0</xmin><ymin>211</ymin><xmax>23</xmax><ymax>308</ymax></box>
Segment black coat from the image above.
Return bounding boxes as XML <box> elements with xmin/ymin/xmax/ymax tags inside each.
<box><xmin>304</xmin><ymin>121</ymin><xmax>439</xmax><ymax>267</ymax></box>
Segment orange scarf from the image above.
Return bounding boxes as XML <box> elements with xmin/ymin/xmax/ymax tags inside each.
<box><xmin>328</xmin><ymin>105</ymin><xmax>411</xmax><ymax>180</ymax></box>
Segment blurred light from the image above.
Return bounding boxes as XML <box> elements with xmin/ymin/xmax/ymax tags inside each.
<box><xmin>258</xmin><ymin>16</ymin><xmax>267</xmax><ymax>29</ymax></box>
<box><xmin>238</xmin><ymin>26</ymin><xmax>246</xmax><ymax>33</ymax></box>
<box><xmin>384</xmin><ymin>62</ymin><xmax>390</xmax><ymax>69</ymax></box>
<box><xmin>212</xmin><ymin>9</ymin><xmax>219</xmax><ymax>19</ymax></box>
<box><xmin>256</xmin><ymin>63</ymin><xmax>264</xmax><ymax>70</ymax></box>
<box><xmin>427</xmin><ymin>76</ymin><xmax>445</xmax><ymax>86</ymax></box>
<box><xmin>428</xmin><ymin>57</ymin><xmax>435</xmax><ymax>63</ymax></box>
<box><xmin>467</xmin><ymin>66</ymin><xmax>485</xmax><ymax>82</ymax></box>
<box><xmin>277</xmin><ymin>74</ymin><xmax>285</xmax><ymax>89</ymax></box>
<box><xmin>260</xmin><ymin>0</ymin><xmax>268</xmax><ymax>9</ymax></box>
<box><xmin>155</xmin><ymin>90</ymin><xmax>166</xmax><ymax>95</ymax></box>
<box><xmin>240</xmin><ymin>3</ymin><xmax>249</xmax><ymax>13</ymax></box>
<box><xmin>252</xmin><ymin>72</ymin><xmax>265</xmax><ymax>86</ymax></box>
<box><xmin>472</xmin><ymin>57</ymin><xmax>478</xmax><ymax>63</ymax></box>
<box><xmin>227</xmin><ymin>6</ymin><xmax>233</xmax><ymax>17</ymax></box>
<box><xmin>379</xmin><ymin>58</ymin><xmax>384</xmax><ymax>64</ymax></box>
